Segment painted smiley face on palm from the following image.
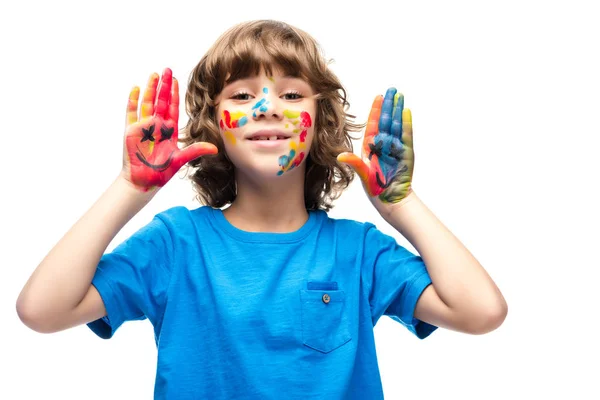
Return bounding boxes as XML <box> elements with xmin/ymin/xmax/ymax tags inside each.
<box><xmin>131</xmin><ymin>123</ymin><xmax>176</xmax><ymax>170</ymax></box>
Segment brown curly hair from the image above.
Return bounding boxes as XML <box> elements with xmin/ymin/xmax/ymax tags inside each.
<box><xmin>180</xmin><ymin>20</ymin><xmax>363</xmax><ymax>211</ymax></box>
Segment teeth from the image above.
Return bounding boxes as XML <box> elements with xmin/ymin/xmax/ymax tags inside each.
<box><xmin>269</xmin><ymin>136</ymin><xmax>277</xmax><ymax>140</ymax></box>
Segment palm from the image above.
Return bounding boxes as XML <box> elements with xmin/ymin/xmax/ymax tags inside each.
<box><xmin>338</xmin><ymin>88</ymin><xmax>414</xmax><ymax>204</ymax></box>
<box><xmin>123</xmin><ymin>68</ymin><xmax>217</xmax><ymax>191</ymax></box>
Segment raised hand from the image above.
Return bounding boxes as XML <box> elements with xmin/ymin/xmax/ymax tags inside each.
<box><xmin>338</xmin><ymin>87</ymin><xmax>414</xmax><ymax>205</ymax></box>
<box><xmin>123</xmin><ymin>68</ymin><xmax>218</xmax><ymax>192</ymax></box>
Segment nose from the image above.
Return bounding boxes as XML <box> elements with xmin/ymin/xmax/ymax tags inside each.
<box><xmin>252</xmin><ymin>93</ymin><xmax>282</xmax><ymax>120</ymax></box>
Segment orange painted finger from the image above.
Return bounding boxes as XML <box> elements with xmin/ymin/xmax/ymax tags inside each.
<box><xmin>167</xmin><ymin>77</ymin><xmax>179</xmax><ymax>126</ymax></box>
<box><xmin>337</xmin><ymin>152</ymin><xmax>370</xmax><ymax>184</ymax></box>
<box><xmin>155</xmin><ymin>68</ymin><xmax>172</xmax><ymax>119</ymax></box>
<box><xmin>141</xmin><ymin>73</ymin><xmax>159</xmax><ymax>119</ymax></box>
<box><xmin>363</xmin><ymin>95</ymin><xmax>383</xmax><ymax>153</ymax></box>
<box><xmin>126</xmin><ymin>86</ymin><xmax>140</xmax><ymax>126</ymax></box>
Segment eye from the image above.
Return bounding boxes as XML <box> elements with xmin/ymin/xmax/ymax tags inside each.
<box><xmin>231</xmin><ymin>91</ymin><xmax>253</xmax><ymax>101</ymax></box>
<box><xmin>282</xmin><ymin>91</ymin><xmax>303</xmax><ymax>100</ymax></box>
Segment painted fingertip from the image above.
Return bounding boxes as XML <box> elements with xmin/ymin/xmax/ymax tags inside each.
<box><xmin>130</xmin><ymin>86</ymin><xmax>140</xmax><ymax>97</ymax></box>
<box><xmin>393</xmin><ymin>93</ymin><xmax>404</xmax><ymax>108</ymax></box>
<box><xmin>402</xmin><ymin>108</ymin><xmax>412</xmax><ymax>124</ymax></box>
<box><xmin>163</xmin><ymin>68</ymin><xmax>173</xmax><ymax>78</ymax></box>
<box><xmin>384</xmin><ymin>87</ymin><xmax>397</xmax><ymax>99</ymax></box>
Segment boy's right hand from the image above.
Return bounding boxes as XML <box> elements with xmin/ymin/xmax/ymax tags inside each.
<box><xmin>122</xmin><ymin>68</ymin><xmax>218</xmax><ymax>192</ymax></box>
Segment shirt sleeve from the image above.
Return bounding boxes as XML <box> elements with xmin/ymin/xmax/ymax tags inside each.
<box><xmin>362</xmin><ymin>224</ymin><xmax>437</xmax><ymax>339</ymax></box>
<box><xmin>87</xmin><ymin>215</ymin><xmax>173</xmax><ymax>339</ymax></box>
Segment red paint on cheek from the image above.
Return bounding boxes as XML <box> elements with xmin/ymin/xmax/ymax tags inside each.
<box><xmin>293</xmin><ymin>152</ymin><xmax>305</xmax><ymax>167</ymax></box>
<box><xmin>220</xmin><ymin>119</ymin><xmax>224</xmax><ymax>129</ymax></box>
<box><xmin>224</xmin><ymin>110</ymin><xmax>232</xmax><ymax>128</ymax></box>
<box><xmin>300</xmin><ymin>112</ymin><xmax>312</xmax><ymax>128</ymax></box>
<box><xmin>299</xmin><ymin>130</ymin><xmax>307</xmax><ymax>143</ymax></box>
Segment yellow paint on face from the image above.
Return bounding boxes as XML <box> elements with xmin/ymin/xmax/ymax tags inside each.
<box><xmin>148</xmin><ymin>141</ymin><xmax>155</xmax><ymax>155</ymax></box>
<box><xmin>285</xmin><ymin>124</ymin><xmax>289</xmax><ymax>128</ymax></box>
<box><xmin>293</xmin><ymin>129</ymin><xmax>300</xmax><ymax>133</ymax></box>
<box><xmin>292</xmin><ymin>120</ymin><xmax>299</xmax><ymax>126</ymax></box>
<box><xmin>283</xmin><ymin>110</ymin><xmax>300</xmax><ymax>119</ymax></box>
<box><xmin>224</xmin><ymin>131</ymin><xmax>236</xmax><ymax>145</ymax></box>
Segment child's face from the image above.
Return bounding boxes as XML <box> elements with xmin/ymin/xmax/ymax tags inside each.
<box><xmin>215</xmin><ymin>69</ymin><xmax>316</xmax><ymax>179</ymax></box>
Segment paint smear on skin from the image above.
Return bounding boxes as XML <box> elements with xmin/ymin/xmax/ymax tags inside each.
<box><xmin>224</xmin><ymin>131</ymin><xmax>236</xmax><ymax>145</ymax></box>
<box><xmin>285</xmin><ymin>124</ymin><xmax>289</xmax><ymax>128</ymax></box>
<box><xmin>222</xmin><ymin>110</ymin><xmax>248</xmax><ymax>128</ymax></box>
<box><xmin>268</xmin><ymin>77</ymin><xmax>275</xmax><ymax>82</ymax></box>
<box><xmin>277</xmin><ymin>138</ymin><xmax>306</xmax><ymax>175</ymax></box>
<box><xmin>263</xmin><ymin>88</ymin><xmax>268</xmax><ymax>94</ymax></box>
<box><xmin>283</xmin><ymin>110</ymin><xmax>300</xmax><ymax>119</ymax></box>
<box><xmin>276</xmin><ymin>110</ymin><xmax>313</xmax><ymax>175</ymax></box>
<box><xmin>300</xmin><ymin>112</ymin><xmax>312</xmax><ymax>128</ymax></box>
<box><xmin>252</xmin><ymin>98</ymin><xmax>269</xmax><ymax>118</ymax></box>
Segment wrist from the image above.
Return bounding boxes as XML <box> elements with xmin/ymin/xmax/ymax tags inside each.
<box><xmin>378</xmin><ymin>190</ymin><xmax>418</xmax><ymax>224</ymax></box>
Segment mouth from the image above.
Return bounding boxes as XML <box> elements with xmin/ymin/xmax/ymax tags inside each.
<box><xmin>245</xmin><ymin>130</ymin><xmax>291</xmax><ymax>141</ymax></box>
<box><xmin>135</xmin><ymin>148</ymin><xmax>174</xmax><ymax>172</ymax></box>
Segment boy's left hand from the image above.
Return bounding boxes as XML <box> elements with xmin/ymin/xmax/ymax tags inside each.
<box><xmin>338</xmin><ymin>87</ymin><xmax>414</xmax><ymax>215</ymax></box>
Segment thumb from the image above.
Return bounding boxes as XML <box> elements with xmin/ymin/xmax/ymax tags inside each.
<box><xmin>337</xmin><ymin>152</ymin><xmax>369</xmax><ymax>184</ymax></box>
<box><xmin>174</xmin><ymin>142</ymin><xmax>218</xmax><ymax>169</ymax></box>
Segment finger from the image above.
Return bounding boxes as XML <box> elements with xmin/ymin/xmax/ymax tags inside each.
<box><xmin>141</xmin><ymin>73</ymin><xmax>159</xmax><ymax>119</ymax></box>
<box><xmin>363</xmin><ymin>95</ymin><xmax>383</xmax><ymax>153</ymax></box>
<box><xmin>174</xmin><ymin>142</ymin><xmax>218</xmax><ymax>169</ymax></box>
<box><xmin>126</xmin><ymin>86</ymin><xmax>140</xmax><ymax>126</ymax></box>
<box><xmin>155</xmin><ymin>68</ymin><xmax>173</xmax><ymax>119</ymax></box>
<box><xmin>167</xmin><ymin>77</ymin><xmax>179</xmax><ymax>125</ymax></box>
<box><xmin>390</xmin><ymin>92</ymin><xmax>405</xmax><ymax>140</ymax></box>
<box><xmin>337</xmin><ymin>152</ymin><xmax>370</xmax><ymax>184</ymax></box>
<box><xmin>378</xmin><ymin>87</ymin><xmax>397</xmax><ymax>135</ymax></box>
<box><xmin>402</xmin><ymin>108</ymin><xmax>413</xmax><ymax>149</ymax></box>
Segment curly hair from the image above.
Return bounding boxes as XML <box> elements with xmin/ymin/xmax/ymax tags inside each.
<box><xmin>180</xmin><ymin>20</ymin><xmax>363</xmax><ymax>211</ymax></box>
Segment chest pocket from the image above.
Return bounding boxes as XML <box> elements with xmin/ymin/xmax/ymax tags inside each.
<box><xmin>299</xmin><ymin>288</ymin><xmax>352</xmax><ymax>353</ymax></box>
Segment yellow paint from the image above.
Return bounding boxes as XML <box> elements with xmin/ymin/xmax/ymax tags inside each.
<box><xmin>283</xmin><ymin>110</ymin><xmax>300</xmax><ymax>119</ymax></box>
<box><xmin>292</xmin><ymin>120</ymin><xmax>299</xmax><ymax>126</ymax></box>
<box><xmin>148</xmin><ymin>141</ymin><xmax>154</xmax><ymax>155</ymax></box>
<box><xmin>293</xmin><ymin>129</ymin><xmax>299</xmax><ymax>133</ymax></box>
<box><xmin>224</xmin><ymin>131</ymin><xmax>236</xmax><ymax>145</ymax></box>
<box><xmin>228</xmin><ymin>111</ymin><xmax>246</xmax><ymax>121</ymax></box>
<box><xmin>285</xmin><ymin>124</ymin><xmax>289</xmax><ymax>128</ymax></box>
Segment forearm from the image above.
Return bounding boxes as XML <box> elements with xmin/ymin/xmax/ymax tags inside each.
<box><xmin>17</xmin><ymin>175</ymin><xmax>156</xmax><ymax>318</ymax></box>
<box><xmin>382</xmin><ymin>192</ymin><xmax>507</xmax><ymax>316</ymax></box>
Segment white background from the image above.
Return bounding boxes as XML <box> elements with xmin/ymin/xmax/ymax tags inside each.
<box><xmin>2</xmin><ymin>0</ymin><xmax>599</xmax><ymax>398</ymax></box>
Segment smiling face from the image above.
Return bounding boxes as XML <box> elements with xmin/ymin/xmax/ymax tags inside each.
<box><xmin>215</xmin><ymin>70</ymin><xmax>316</xmax><ymax>179</ymax></box>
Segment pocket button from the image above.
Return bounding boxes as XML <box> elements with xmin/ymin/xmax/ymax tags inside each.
<box><xmin>322</xmin><ymin>293</ymin><xmax>331</xmax><ymax>304</ymax></box>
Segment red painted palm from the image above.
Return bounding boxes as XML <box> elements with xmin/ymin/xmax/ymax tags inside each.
<box><xmin>123</xmin><ymin>68</ymin><xmax>217</xmax><ymax>191</ymax></box>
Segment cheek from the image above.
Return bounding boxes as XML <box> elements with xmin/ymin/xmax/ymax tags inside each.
<box><xmin>219</xmin><ymin>109</ymin><xmax>249</xmax><ymax>145</ymax></box>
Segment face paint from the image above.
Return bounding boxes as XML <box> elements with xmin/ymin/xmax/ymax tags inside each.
<box><xmin>251</xmin><ymin>98</ymin><xmax>270</xmax><ymax>118</ymax></box>
<box><xmin>277</xmin><ymin>110</ymin><xmax>312</xmax><ymax>175</ymax></box>
<box><xmin>219</xmin><ymin>110</ymin><xmax>249</xmax><ymax>146</ymax></box>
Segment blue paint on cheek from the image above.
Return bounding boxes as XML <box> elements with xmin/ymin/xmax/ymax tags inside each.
<box><xmin>238</xmin><ymin>116</ymin><xmax>248</xmax><ymax>127</ymax></box>
<box><xmin>279</xmin><ymin>155</ymin><xmax>289</xmax><ymax>168</ymax></box>
<box><xmin>263</xmin><ymin>88</ymin><xmax>268</xmax><ymax>94</ymax></box>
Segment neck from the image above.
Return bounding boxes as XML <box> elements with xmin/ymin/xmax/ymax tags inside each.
<box><xmin>223</xmin><ymin>166</ymin><xmax>309</xmax><ymax>233</ymax></box>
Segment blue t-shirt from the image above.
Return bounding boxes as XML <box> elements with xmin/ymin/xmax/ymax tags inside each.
<box><xmin>87</xmin><ymin>206</ymin><xmax>437</xmax><ymax>399</ymax></box>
